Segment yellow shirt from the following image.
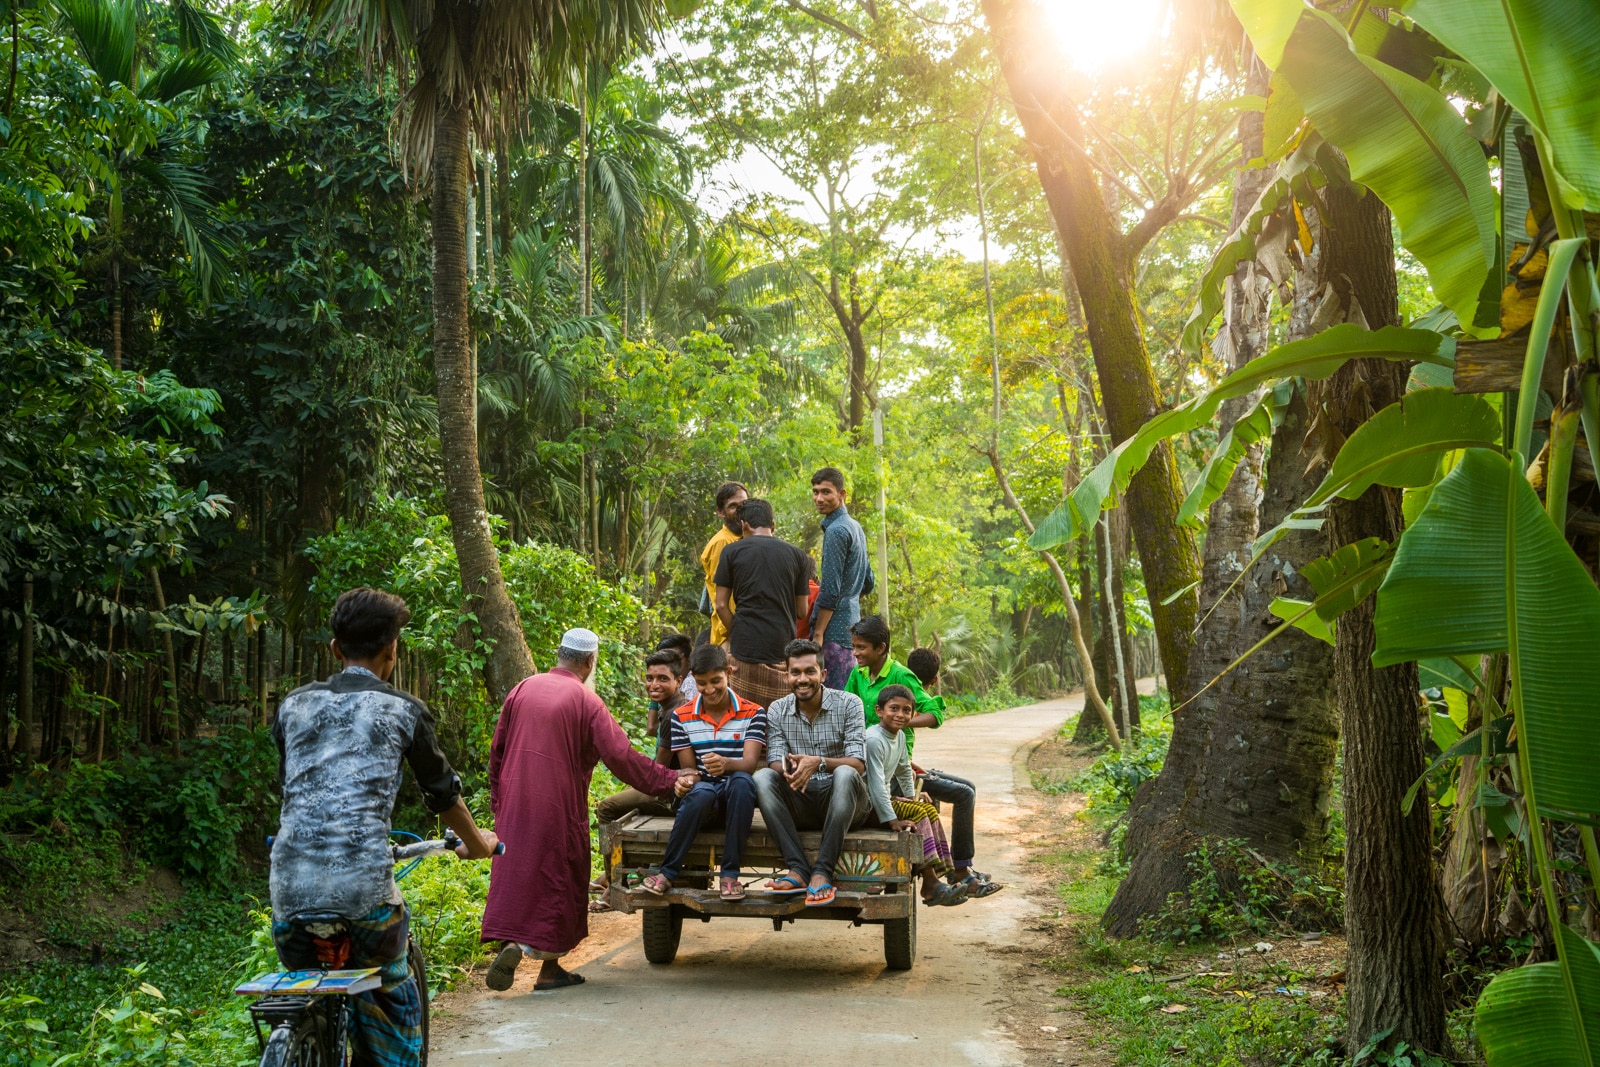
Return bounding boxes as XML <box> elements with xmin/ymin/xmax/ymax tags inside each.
<box><xmin>701</xmin><ymin>526</ymin><xmax>740</xmax><ymax>645</ymax></box>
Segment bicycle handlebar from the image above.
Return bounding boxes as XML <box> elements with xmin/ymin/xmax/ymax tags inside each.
<box><xmin>264</xmin><ymin>832</ymin><xmax>505</xmax><ymax>859</ymax></box>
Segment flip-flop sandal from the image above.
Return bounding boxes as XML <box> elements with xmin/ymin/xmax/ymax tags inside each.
<box><xmin>923</xmin><ymin>882</ymin><xmax>969</xmax><ymax>907</ymax></box>
<box><xmin>968</xmin><ymin>879</ymin><xmax>1005</xmax><ymax>898</ymax></box>
<box><xmin>719</xmin><ymin>877</ymin><xmax>747</xmax><ymax>901</ymax></box>
<box><xmin>534</xmin><ymin>972</ymin><xmax>586</xmax><ymax>991</ymax></box>
<box><xmin>587</xmin><ymin>899</ymin><xmax>613</xmax><ymax>912</ymax></box>
<box><xmin>639</xmin><ymin>874</ymin><xmax>672</xmax><ymax>896</ymax></box>
<box><xmin>763</xmin><ymin>875</ymin><xmax>806</xmax><ymax>894</ymax></box>
<box><xmin>805</xmin><ymin>883</ymin><xmax>836</xmax><ymax>906</ymax></box>
<box><xmin>485</xmin><ymin>943</ymin><xmax>522</xmax><ymax>991</ymax></box>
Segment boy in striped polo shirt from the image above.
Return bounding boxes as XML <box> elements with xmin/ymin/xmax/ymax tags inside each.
<box><xmin>640</xmin><ymin>644</ymin><xmax>767</xmax><ymax>901</ymax></box>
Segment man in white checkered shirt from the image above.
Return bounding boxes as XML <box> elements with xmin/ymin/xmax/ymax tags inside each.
<box><xmin>753</xmin><ymin>639</ymin><xmax>870</xmax><ymax>907</ymax></box>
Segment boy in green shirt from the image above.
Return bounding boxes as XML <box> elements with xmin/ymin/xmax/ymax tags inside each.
<box><xmin>844</xmin><ymin>615</ymin><xmax>944</xmax><ymax>757</ymax></box>
<box><xmin>846</xmin><ymin>619</ymin><xmax>1002</xmax><ymax>899</ymax></box>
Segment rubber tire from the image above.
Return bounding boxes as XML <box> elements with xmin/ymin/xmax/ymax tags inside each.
<box><xmin>641</xmin><ymin>906</ymin><xmax>682</xmax><ymax>964</ymax></box>
<box><xmin>259</xmin><ymin>1012</ymin><xmax>329</xmax><ymax>1067</ymax></box>
<box><xmin>883</xmin><ymin>890</ymin><xmax>917</xmax><ymax>971</ymax></box>
<box><xmin>408</xmin><ymin>936</ymin><xmax>430</xmax><ymax>1067</ymax></box>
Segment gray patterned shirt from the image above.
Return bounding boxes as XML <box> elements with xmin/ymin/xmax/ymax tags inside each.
<box><xmin>763</xmin><ymin>687</ymin><xmax>867</xmax><ymax>785</ymax></box>
<box><xmin>270</xmin><ymin>667</ymin><xmax>461</xmax><ymax>920</ymax></box>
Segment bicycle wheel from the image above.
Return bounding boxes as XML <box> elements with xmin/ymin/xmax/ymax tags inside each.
<box><xmin>408</xmin><ymin>936</ymin><xmax>430</xmax><ymax>1067</ymax></box>
<box><xmin>258</xmin><ymin>1009</ymin><xmax>331</xmax><ymax>1067</ymax></box>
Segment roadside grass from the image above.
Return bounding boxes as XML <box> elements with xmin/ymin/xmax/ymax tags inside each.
<box><xmin>1025</xmin><ymin>703</ymin><xmax>1356</xmax><ymax>1067</ymax></box>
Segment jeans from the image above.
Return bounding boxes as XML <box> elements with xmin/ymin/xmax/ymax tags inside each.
<box><xmin>822</xmin><ymin>641</ymin><xmax>855</xmax><ymax>690</ymax></box>
<box><xmin>921</xmin><ymin>769</ymin><xmax>977</xmax><ymax>867</ymax></box>
<box><xmin>660</xmin><ymin>772</ymin><xmax>757</xmax><ymax>880</ymax></box>
<box><xmin>752</xmin><ymin>764</ymin><xmax>869</xmax><ymax>881</ymax></box>
<box><xmin>272</xmin><ymin>903</ymin><xmax>421</xmax><ymax>1067</ymax></box>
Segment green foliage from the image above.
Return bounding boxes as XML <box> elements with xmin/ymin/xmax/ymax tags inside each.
<box><xmin>1061</xmin><ymin>969</ymin><xmax>1344</xmax><ymax>1067</ymax></box>
<box><xmin>1142</xmin><ymin>838</ymin><xmax>1344</xmax><ymax>945</ymax></box>
<box><xmin>0</xmin><ymin>726</ymin><xmax>277</xmax><ymax>882</ymax></box>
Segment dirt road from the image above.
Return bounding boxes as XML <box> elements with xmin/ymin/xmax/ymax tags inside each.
<box><xmin>432</xmin><ymin>692</ymin><xmax>1095</xmax><ymax>1066</ymax></box>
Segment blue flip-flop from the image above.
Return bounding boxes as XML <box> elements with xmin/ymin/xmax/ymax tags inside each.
<box><xmin>764</xmin><ymin>875</ymin><xmax>806</xmax><ymax>895</ymax></box>
<box><xmin>805</xmin><ymin>882</ymin><xmax>836</xmax><ymax>906</ymax></box>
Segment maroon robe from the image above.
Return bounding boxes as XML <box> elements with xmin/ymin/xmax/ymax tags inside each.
<box><xmin>481</xmin><ymin>668</ymin><xmax>678</xmax><ymax>953</ymax></box>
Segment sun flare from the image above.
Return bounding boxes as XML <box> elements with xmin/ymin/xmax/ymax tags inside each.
<box><xmin>1035</xmin><ymin>0</ymin><xmax>1165</xmax><ymax>74</ymax></box>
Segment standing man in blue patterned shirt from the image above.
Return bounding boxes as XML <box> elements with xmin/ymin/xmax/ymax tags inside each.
<box><xmin>809</xmin><ymin>466</ymin><xmax>869</xmax><ymax>689</ymax></box>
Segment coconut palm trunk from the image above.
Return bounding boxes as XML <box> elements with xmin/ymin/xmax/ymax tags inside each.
<box><xmin>433</xmin><ymin>97</ymin><xmax>537</xmax><ymax>705</ymax></box>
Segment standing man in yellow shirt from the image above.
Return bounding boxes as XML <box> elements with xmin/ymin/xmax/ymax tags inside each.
<box><xmin>700</xmin><ymin>482</ymin><xmax>748</xmax><ymax>647</ymax></box>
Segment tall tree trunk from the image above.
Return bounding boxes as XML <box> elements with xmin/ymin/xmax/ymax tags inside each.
<box><xmin>482</xmin><ymin>146</ymin><xmax>495</xmax><ymax>282</ymax></box>
<box><xmin>828</xmin><ymin>277</ymin><xmax>870</xmax><ymax>437</ymax></box>
<box><xmin>1317</xmin><ymin>179</ymin><xmax>1447</xmax><ymax>1055</ymax></box>
<box><xmin>981</xmin><ymin>0</ymin><xmax>1200</xmax><ymax>704</ymax></box>
<box><xmin>1102</xmin><ymin>53</ymin><xmax>1337</xmax><ymax>933</ymax></box>
<box><xmin>496</xmin><ymin>126</ymin><xmax>513</xmax><ymax>249</ymax></box>
<box><xmin>110</xmin><ymin>259</ymin><xmax>123</xmax><ymax>371</ymax></box>
<box><xmin>578</xmin><ymin>80</ymin><xmax>590</xmax><ymax>317</ymax></box>
<box><xmin>433</xmin><ymin>98</ymin><xmax>538</xmax><ymax>705</ymax></box>
<box><xmin>15</xmin><ymin>574</ymin><xmax>33</xmax><ymax>759</ymax></box>
<box><xmin>148</xmin><ymin>567</ymin><xmax>179</xmax><ymax>746</ymax></box>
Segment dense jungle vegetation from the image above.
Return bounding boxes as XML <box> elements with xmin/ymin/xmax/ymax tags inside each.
<box><xmin>2</xmin><ymin>0</ymin><xmax>1598</xmax><ymax>1064</ymax></box>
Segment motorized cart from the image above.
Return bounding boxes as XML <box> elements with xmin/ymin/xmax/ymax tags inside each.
<box><xmin>601</xmin><ymin>811</ymin><xmax>923</xmax><ymax>970</ymax></box>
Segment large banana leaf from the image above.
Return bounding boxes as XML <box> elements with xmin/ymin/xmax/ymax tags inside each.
<box><xmin>1303</xmin><ymin>387</ymin><xmax>1501</xmax><ymax>508</ymax></box>
<box><xmin>1280</xmin><ymin>10</ymin><xmax>1498</xmax><ymax>331</ymax></box>
<box><xmin>1228</xmin><ymin>0</ymin><xmax>1303</xmax><ymax>70</ymax></box>
<box><xmin>1029</xmin><ymin>325</ymin><xmax>1453</xmax><ymax>551</ymax></box>
<box><xmin>1476</xmin><ymin>926</ymin><xmax>1600</xmax><ymax>1066</ymax></box>
<box><xmin>1374</xmin><ymin>448</ymin><xmax>1600</xmax><ymax>821</ymax></box>
<box><xmin>1402</xmin><ymin>0</ymin><xmax>1600</xmax><ymax>210</ymax></box>
<box><xmin>1177</xmin><ymin>380</ymin><xmax>1293</xmax><ymax>526</ymax></box>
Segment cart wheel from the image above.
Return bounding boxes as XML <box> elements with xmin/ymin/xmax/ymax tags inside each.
<box><xmin>884</xmin><ymin>890</ymin><xmax>917</xmax><ymax>970</ymax></box>
<box><xmin>641</xmin><ymin>906</ymin><xmax>682</xmax><ymax>964</ymax></box>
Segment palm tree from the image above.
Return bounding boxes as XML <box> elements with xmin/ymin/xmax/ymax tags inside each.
<box><xmin>295</xmin><ymin>0</ymin><xmax>672</xmax><ymax>702</ymax></box>
<box><xmin>54</xmin><ymin>0</ymin><xmax>234</xmax><ymax>368</ymax></box>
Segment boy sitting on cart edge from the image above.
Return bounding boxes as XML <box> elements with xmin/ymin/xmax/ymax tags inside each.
<box><xmin>905</xmin><ymin>647</ymin><xmax>1003</xmax><ymax>899</ymax></box>
<box><xmin>753</xmin><ymin>639</ymin><xmax>872</xmax><ymax>907</ymax></box>
<box><xmin>641</xmin><ymin>644</ymin><xmax>768</xmax><ymax>901</ymax></box>
<box><xmin>270</xmin><ymin>588</ymin><xmax>499</xmax><ymax>1067</ymax></box>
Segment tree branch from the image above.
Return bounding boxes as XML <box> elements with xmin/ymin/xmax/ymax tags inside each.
<box><xmin>784</xmin><ymin>0</ymin><xmax>868</xmax><ymax>42</ymax></box>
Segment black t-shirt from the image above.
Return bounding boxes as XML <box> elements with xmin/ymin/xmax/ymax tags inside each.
<box><xmin>714</xmin><ymin>535</ymin><xmax>812</xmax><ymax>665</ymax></box>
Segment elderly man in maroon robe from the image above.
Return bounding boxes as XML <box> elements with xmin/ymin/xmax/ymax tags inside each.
<box><xmin>481</xmin><ymin>628</ymin><xmax>695</xmax><ymax>991</ymax></box>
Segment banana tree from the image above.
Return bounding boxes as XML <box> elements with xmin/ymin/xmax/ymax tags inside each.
<box><xmin>1043</xmin><ymin>0</ymin><xmax>1600</xmax><ymax>1060</ymax></box>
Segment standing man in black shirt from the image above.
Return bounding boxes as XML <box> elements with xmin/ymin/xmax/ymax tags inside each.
<box><xmin>713</xmin><ymin>498</ymin><xmax>812</xmax><ymax>706</ymax></box>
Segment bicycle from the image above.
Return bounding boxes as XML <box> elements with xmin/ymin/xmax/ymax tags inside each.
<box><xmin>235</xmin><ymin>830</ymin><xmax>501</xmax><ymax>1067</ymax></box>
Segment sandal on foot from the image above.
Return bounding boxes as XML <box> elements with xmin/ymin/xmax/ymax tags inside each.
<box><xmin>923</xmin><ymin>881</ymin><xmax>969</xmax><ymax>907</ymax></box>
<box><xmin>485</xmin><ymin>943</ymin><xmax>522</xmax><ymax>991</ymax></box>
<box><xmin>805</xmin><ymin>882</ymin><xmax>836</xmax><ymax>906</ymax></box>
<box><xmin>534</xmin><ymin>971</ymin><xmax>586</xmax><ymax>991</ymax></box>
<box><xmin>763</xmin><ymin>874</ymin><xmax>806</xmax><ymax>894</ymax></box>
<box><xmin>719</xmin><ymin>877</ymin><xmax>747</xmax><ymax>901</ymax></box>
<box><xmin>640</xmin><ymin>873</ymin><xmax>673</xmax><ymax>896</ymax></box>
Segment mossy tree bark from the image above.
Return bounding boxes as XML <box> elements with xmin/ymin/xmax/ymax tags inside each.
<box><xmin>1102</xmin><ymin>57</ymin><xmax>1338</xmax><ymax>935</ymax></box>
<box><xmin>980</xmin><ymin>0</ymin><xmax>1201</xmax><ymax>705</ymax></box>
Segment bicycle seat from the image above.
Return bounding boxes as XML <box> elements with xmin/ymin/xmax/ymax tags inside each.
<box><xmin>282</xmin><ymin>911</ymin><xmax>352</xmax><ymax>939</ymax></box>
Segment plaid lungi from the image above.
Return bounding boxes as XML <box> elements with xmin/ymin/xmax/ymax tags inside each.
<box><xmin>272</xmin><ymin>903</ymin><xmax>423</xmax><ymax>1067</ymax></box>
<box><xmin>732</xmin><ymin>658</ymin><xmax>792</xmax><ymax>707</ymax></box>
<box><xmin>892</xmin><ymin>797</ymin><xmax>954</xmax><ymax>875</ymax></box>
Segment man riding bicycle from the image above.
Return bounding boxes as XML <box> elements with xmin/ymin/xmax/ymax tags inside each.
<box><xmin>270</xmin><ymin>588</ymin><xmax>498</xmax><ymax>1067</ymax></box>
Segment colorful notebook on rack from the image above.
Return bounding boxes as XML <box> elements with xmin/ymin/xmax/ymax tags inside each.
<box><xmin>234</xmin><ymin>968</ymin><xmax>382</xmax><ymax>996</ymax></box>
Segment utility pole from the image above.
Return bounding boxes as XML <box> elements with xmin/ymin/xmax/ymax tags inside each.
<box><xmin>873</xmin><ymin>407</ymin><xmax>891</xmax><ymax>626</ymax></box>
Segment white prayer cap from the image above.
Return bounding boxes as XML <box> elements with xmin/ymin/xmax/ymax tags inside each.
<box><xmin>560</xmin><ymin>627</ymin><xmax>600</xmax><ymax>654</ymax></box>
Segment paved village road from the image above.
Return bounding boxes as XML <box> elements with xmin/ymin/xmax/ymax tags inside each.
<box><xmin>431</xmin><ymin>691</ymin><xmax>1099</xmax><ymax>1067</ymax></box>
